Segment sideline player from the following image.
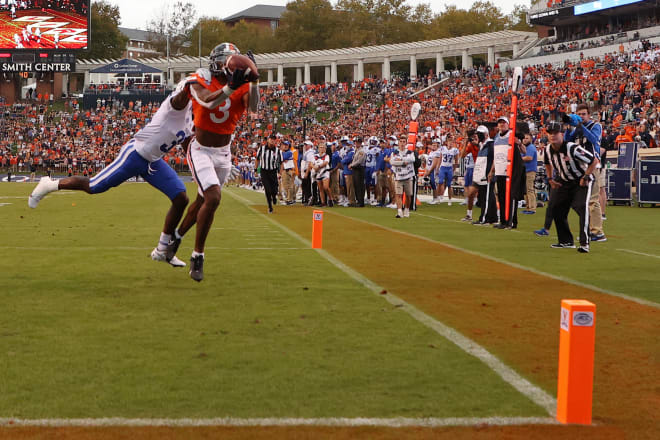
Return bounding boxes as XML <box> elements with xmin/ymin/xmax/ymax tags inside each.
<box><xmin>168</xmin><ymin>43</ymin><xmax>259</xmax><ymax>282</ymax></box>
<box><xmin>437</xmin><ymin>141</ymin><xmax>459</xmax><ymax>205</ymax></box>
<box><xmin>459</xmin><ymin>129</ymin><xmax>480</xmax><ymax>221</ymax></box>
<box><xmin>365</xmin><ymin>136</ymin><xmax>380</xmax><ymax>205</ymax></box>
<box><xmin>28</xmin><ymin>78</ymin><xmax>195</xmax><ymax>267</ymax></box>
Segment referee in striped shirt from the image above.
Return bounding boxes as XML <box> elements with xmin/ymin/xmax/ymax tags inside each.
<box><xmin>543</xmin><ymin>121</ymin><xmax>597</xmax><ymax>253</ymax></box>
<box><xmin>257</xmin><ymin>134</ymin><xmax>283</xmax><ymax>213</ymax></box>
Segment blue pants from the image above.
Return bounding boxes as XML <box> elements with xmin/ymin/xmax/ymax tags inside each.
<box><xmin>89</xmin><ymin>140</ymin><xmax>185</xmax><ymax>200</ymax></box>
<box><xmin>464</xmin><ymin>168</ymin><xmax>474</xmax><ymax>187</ymax></box>
<box><xmin>437</xmin><ymin>166</ymin><xmax>453</xmax><ymax>186</ymax></box>
<box><xmin>365</xmin><ymin>167</ymin><xmax>376</xmax><ymax>186</ymax></box>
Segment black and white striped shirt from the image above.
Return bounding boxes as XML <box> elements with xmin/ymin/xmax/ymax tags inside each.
<box><xmin>544</xmin><ymin>141</ymin><xmax>594</xmax><ymax>183</ymax></box>
<box><xmin>256</xmin><ymin>145</ymin><xmax>282</xmax><ymax>171</ymax></box>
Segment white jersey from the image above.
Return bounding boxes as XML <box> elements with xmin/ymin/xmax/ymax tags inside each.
<box><xmin>427</xmin><ymin>149</ymin><xmax>441</xmax><ymax>169</ymax></box>
<box><xmin>366</xmin><ymin>146</ymin><xmax>379</xmax><ymax>168</ymax></box>
<box><xmin>439</xmin><ymin>146</ymin><xmax>459</xmax><ymax>168</ymax></box>
<box><xmin>134</xmin><ymin>94</ymin><xmax>193</xmax><ymax>162</ymax></box>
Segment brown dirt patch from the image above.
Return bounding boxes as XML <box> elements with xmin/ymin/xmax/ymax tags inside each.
<box><xmin>260</xmin><ymin>206</ymin><xmax>660</xmax><ymax>439</ymax></box>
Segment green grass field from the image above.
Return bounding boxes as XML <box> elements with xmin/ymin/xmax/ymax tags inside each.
<box><xmin>0</xmin><ymin>182</ymin><xmax>549</xmax><ymax>420</ymax></box>
<box><xmin>1</xmin><ymin>179</ymin><xmax>658</xmax><ymax>440</ymax></box>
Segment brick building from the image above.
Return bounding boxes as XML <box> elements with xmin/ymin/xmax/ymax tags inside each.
<box><xmin>224</xmin><ymin>4</ymin><xmax>286</xmax><ymax>31</ymax></box>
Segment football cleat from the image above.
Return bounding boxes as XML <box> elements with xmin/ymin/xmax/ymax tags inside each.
<box><xmin>190</xmin><ymin>255</ymin><xmax>204</xmax><ymax>282</ymax></box>
<box><xmin>461</xmin><ymin>215</ymin><xmax>473</xmax><ymax>222</ymax></box>
<box><xmin>551</xmin><ymin>243</ymin><xmax>576</xmax><ymax>249</ymax></box>
<box><xmin>28</xmin><ymin>176</ymin><xmax>56</xmax><ymax>208</ymax></box>
<box><xmin>165</xmin><ymin>237</ymin><xmax>182</xmax><ymax>261</ymax></box>
<box><xmin>151</xmin><ymin>248</ymin><xmax>186</xmax><ymax>267</ymax></box>
<box><xmin>577</xmin><ymin>245</ymin><xmax>590</xmax><ymax>253</ymax></box>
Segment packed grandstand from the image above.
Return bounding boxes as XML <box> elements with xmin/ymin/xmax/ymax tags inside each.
<box><xmin>2</xmin><ymin>41</ymin><xmax>659</xmax><ymax>176</ymax></box>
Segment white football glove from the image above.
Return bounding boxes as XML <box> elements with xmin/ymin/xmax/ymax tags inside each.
<box><xmin>195</xmin><ymin>68</ymin><xmax>212</xmax><ymax>84</ymax></box>
<box><xmin>174</xmin><ymin>76</ymin><xmax>195</xmax><ymax>96</ymax></box>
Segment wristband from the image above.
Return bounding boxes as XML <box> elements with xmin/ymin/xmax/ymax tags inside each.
<box><xmin>222</xmin><ymin>85</ymin><xmax>235</xmax><ymax>96</ymax></box>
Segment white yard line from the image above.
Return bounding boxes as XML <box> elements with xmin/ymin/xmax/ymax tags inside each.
<box><xmin>617</xmin><ymin>248</ymin><xmax>660</xmax><ymax>259</ymax></box>
<box><xmin>226</xmin><ymin>189</ymin><xmax>558</xmax><ymax>417</ymax></box>
<box><xmin>0</xmin><ymin>246</ymin><xmax>308</xmax><ymax>251</ymax></box>
<box><xmin>326</xmin><ymin>209</ymin><xmax>660</xmax><ymax>310</ymax></box>
<box><xmin>0</xmin><ymin>416</ymin><xmax>557</xmax><ymax>428</ymax></box>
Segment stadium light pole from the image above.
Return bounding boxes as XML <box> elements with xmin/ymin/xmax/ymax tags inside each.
<box><xmin>198</xmin><ymin>24</ymin><xmax>202</xmax><ymax>68</ymax></box>
<box><xmin>166</xmin><ymin>33</ymin><xmax>170</xmax><ymax>85</ymax></box>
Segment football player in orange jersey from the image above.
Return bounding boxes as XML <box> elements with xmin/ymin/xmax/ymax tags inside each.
<box><xmin>168</xmin><ymin>43</ymin><xmax>259</xmax><ymax>282</ymax></box>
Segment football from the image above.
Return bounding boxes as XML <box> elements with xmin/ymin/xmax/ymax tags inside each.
<box><xmin>225</xmin><ymin>54</ymin><xmax>260</xmax><ymax>82</ymax></box>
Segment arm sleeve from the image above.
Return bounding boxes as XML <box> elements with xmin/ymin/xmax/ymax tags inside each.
<box><xmin>564</xmin><ymin>128</ymin><xmax>577</xmax><ymax>142</ymax></box>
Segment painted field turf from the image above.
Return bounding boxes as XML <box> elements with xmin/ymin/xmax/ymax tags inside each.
<box><xmin>0</xmin><ymin>182</ymin><xmax>543</xmax><ymax>420</ymax></box>
<box><xmin>237</xmin><ymin>187</ymin><xmax>658</xmax><ymax>440</ymax></box>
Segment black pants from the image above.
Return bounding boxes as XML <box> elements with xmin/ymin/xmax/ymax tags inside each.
<box><xmin>352</xmin><ymin>166</ymin><xmax>366</xmax><ymax>207</ymax></box>
<box><xmin>301</xmin><ymin>176</ymin><xmax>311</xmax><ymax>204</ymax></box>
<box><xmin>544</xmin><ymin>194</ymin><xmax>554</xmax><ymax>231</ymax></box>
<box><xmin>475</xmin><ymin>182</ymin><xmax>498</xmax><ymax>223</ymax></box>
<box><xmin>409</xmin><ymin>175</ymin><xmax>418</xmax><ymax>211</ymax></box>
<box><xmin>311</xmin><ymin>180</ymin><xmax>319</xmax><ymax>205</ymax></box>
<box><xmin>496</xmin><ymin>175</ymin><xmax>518</xmax><ymax>227</ymax></box>
<box><xmin>261</xmin><ymin>169</ymin><xmax>278</xmax><ymax>209</ymax></box>
<box><xmin>551</xmin><ymin>180</ymin><xmax>591</xmax><ymax>246</ymax></box>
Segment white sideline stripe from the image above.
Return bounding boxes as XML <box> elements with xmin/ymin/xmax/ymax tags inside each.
<box><xmin>226</xmin><ymin>189</ymin><xmax>558</xmax><ymax>417</ymax></box>
<box><xmin>0</xmin><ymin>416</ymin><xmax>558</xmax><ymax>428</ymax></box>
<box><xmin>327</xmin><ymin>209</ymin><xmax>660</xmax><ymax>310</ymax></box>
<box><xmin>418</xmin><ymin>213</ymin><xmax>523</xmax><ymax>234</ymax></box>
<box><xmin>617</xmin><ymin>248</ymin><xmax>660</xmax><ymax>259</ymax></box>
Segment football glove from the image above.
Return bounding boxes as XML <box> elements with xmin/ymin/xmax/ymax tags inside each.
<box><xmin>246</xmin><ymin>50</ymin><xmax>257</xmax><ymax>67</ymax></box>
<box><xmin>225</xmin><ymin>67</ymin><xmax>249</xmax><ymax>90</ymax></box>
<box><xmin>195</xmin><ymin>68</ymin><xmax>212</xmax><ymax>84</ymax></box>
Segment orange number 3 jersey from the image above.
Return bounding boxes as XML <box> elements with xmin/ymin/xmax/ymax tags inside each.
<box><xmin>190</xmin><ymin>73</ymin><xmax>249</xmax><ymax>135</ymax></box>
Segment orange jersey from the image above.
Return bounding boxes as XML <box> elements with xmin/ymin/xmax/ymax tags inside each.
<box><xmin>190</xmin><ymin>73</ymin><xmax>249</xmax><ymax>135</ymax></box>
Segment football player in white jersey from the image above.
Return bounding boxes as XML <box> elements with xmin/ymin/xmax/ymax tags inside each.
<box><xmin>425</xmin><ymin>138</ymin><xmax>442</xmax><ymax>204</ymax></box>
<box><xmin>437</xmin><ymin>143</ymin><xmax>460</xmax><ymax>206</ymax></box>
<box><xmin>28</xmin><ymin>76</ymin><xmax>197</xmax><ymax>267</ymax></box>
<box><xmin>365</xmin><ymin>136</ymin><xmax>380</xmax><ymax>205</ymax></box>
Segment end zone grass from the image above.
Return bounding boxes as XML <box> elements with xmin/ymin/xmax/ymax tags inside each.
<box><xmin>0</xmin><ymin>182</ymin><xmax>545</xmax><ymax>420</ymax></box>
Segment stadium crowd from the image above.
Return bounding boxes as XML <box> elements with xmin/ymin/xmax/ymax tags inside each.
<box><xmin>3</xmin><ymin>40</ymin><xmax>660</xmax><ymax>211</ymax></box>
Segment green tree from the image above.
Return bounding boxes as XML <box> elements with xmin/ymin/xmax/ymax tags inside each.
<box><xmin>276</xmin><ymin>0</ymin><xmax>339</xmax><ymax>51</ymax></box>
<box><xmin>147</xmin><ymin>1</ymin><xmax>197</xmax><ymax>56</ymax></box>
<box><xmin>509</xmin><ymin>3</ymin><xmax>534</xmax><ymax>31</ymax></box>
<box><xmin>81</xmin><ymin>1</ymin><xmax>127</xmax><ymax>59</ymax></box>
<box><xmin>425</xmin><ymin>1</ymin><xmax>509</xmax><ymax>40</ymax></box>
<box><xmin>184</xmin><ymin>18</ymin><xmax>230</xmax><ymax>59</ymax></box>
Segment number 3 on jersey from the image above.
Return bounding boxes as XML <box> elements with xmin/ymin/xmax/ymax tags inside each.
<box><xmin>210</xmin><ymin>100</ymin><xmax>232</xmax><ymax>124</ymax></box>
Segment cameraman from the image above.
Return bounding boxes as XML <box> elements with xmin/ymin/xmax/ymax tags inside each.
<box><xmin>564</xmin><ymin>104</ymin><xmax>606</xmax><ymax>242</ymax></box>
